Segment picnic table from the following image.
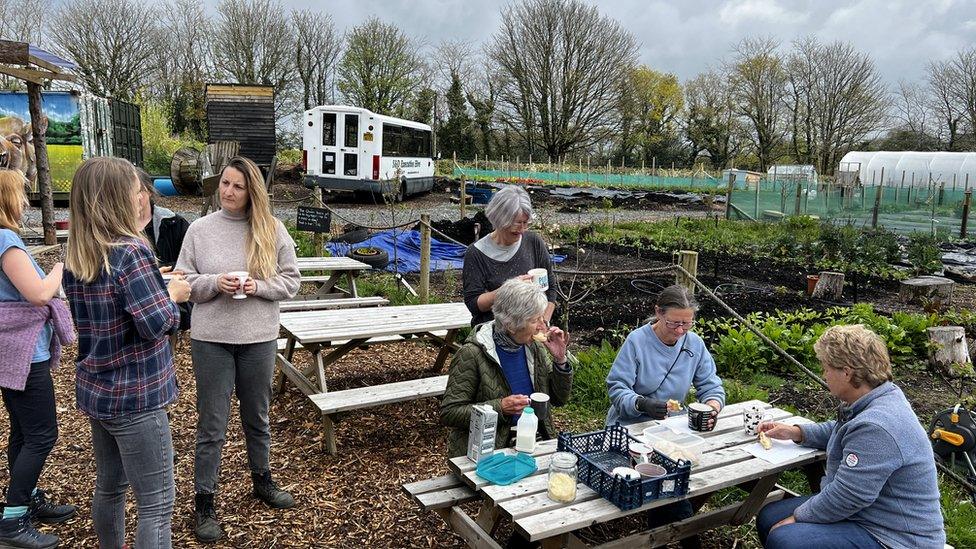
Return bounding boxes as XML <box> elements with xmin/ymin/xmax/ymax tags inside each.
<box><xmin>285</xmin><ymin>256</ymin><xmax>390</xmax><ymax>312</ymax></box>
<box><xmin>276</xmin><ymin>302</ymin><xmax>472</xmax><ymax>454</ymax></box>
<box><xmin>404</xmin><ymin>400</ymin><xmax>827</xmax><ymax>548</ymax></box>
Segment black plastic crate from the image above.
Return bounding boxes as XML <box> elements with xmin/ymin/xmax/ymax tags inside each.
<box><xmin>557</xmin><ymin>424</ymin><xmax>691</xmax><ymax>511</ymax></box>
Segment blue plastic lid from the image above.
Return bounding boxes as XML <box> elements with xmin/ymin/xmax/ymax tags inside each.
<box><xmin>475</xmin><ymin>452</ymin><xmax>537</xmax><ymax>486</ymax></box>
<box><xmin>523</xmin><ymin>407</ymin><xmax>535</xmax><ymax>415</ymax></box>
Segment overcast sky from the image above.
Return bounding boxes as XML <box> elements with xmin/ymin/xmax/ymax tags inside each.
<box><xmin>196</xmin><ymin>0</ymin><xmax>976</xmax><ymax>84</ymax></box>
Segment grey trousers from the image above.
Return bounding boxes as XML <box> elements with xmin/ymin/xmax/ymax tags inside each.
<box><xmin>191</xmin><ymin>339</ymin><xmax>277</xmax><ymax>494</ymax></box>
<box><xmin>90</xmin><ymin>408</ymin><xmax>174</xmax><ymax>549</ymax></box>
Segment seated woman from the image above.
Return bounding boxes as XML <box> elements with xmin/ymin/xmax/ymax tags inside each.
<box><xmin>756</xmin><ymin>324</ymin><xmax>945</xmax><ymax>549</ymax></box>
<box><xmin>441</xmin><ymin>279</ymin><xmax>572</xmax><ymax>458</ymax></box>
<box><xmin>606</xmin><ymin>284</ymin><xmax>725</xmax><ymax>426</ymax></box>
<box><xmin>462</xmin><ymin>185</ymin><xmax>557</xmax><ymax>327</ymax></box>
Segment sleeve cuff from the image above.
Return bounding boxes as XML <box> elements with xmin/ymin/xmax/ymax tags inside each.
<box><xmin>553</xmin><ymin>361</ymin><xmax>571</xmax><ymax>373</ymax></box>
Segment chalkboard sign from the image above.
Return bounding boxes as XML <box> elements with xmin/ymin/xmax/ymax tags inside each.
<box><xmin>296</xmin><ymin>206</ymin><xmax>331</xmax><ymax>233</ymax></box>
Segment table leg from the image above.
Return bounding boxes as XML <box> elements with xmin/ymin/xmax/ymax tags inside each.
<box><xmin>322</xmin><ymin>412</ymin><xmax>338</xmax><ymax>455</ymax></box>
<box><xmin>803</xmin><ymin>462</ymin><xmax>825</xmax><ymax>493</ymax></box>
<box><xmin>433</xmin><ymin>329</ymin><xmax>459</xmax><ymax>372</ymax></box>
<box><xmin>313</xmin><ymin>273</ymin><xmax>342</xmax><ymax>297</ymax></box>
<box><xmin>346</xmin><ymin>271</ymin><xmax>359</xmax><ymax>298</ymax></box>
<box><xmin>729</xmin><ymin>472</ymin><xmax>781</xmax><ymax>526</ymax></box>
<box><xmin>314</xmin><ymin>349</ymin><xmax>328</xmax><ymax>393</ymax></box>
<box><xmin>475</xmin><ymin>503</ymin><xmax>502</xmax><ymax>536</ymax></box>
<box><xmin>273</xmin><ymin>336</ymin><xmax>298</xmax><ymax>396</ymax></box>
<box><xmin>540</xmin><ymin>536</ymin><xmax>568</xmax><ymax>549</ymax></box>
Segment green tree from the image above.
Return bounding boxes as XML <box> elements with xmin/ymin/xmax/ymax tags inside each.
<box><xmin>438</xmin><ymin>73</ymin><xmax>476</xmax><ymax>159</ymax></box>
<box><xmin>337</xmin><ymin>17</ymin><xmax>423</xmax><ymax>116</ymax></box>
<box><xmin>618</xmin><ymin>66</ymin><xmax>685</xmax><ymax>165</ymax></box>
<box><xmin>409</xmin><ymin>87</ymin><xmax>436</xmax><ymax>125</ymax></box>
<box><xmin>685</xmin><ymin>70</ymin><xmax>742</xmax><ymax>169</ymax></box>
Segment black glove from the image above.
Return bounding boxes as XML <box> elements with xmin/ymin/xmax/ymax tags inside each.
<box><xmin>636</xmin><ymin>397</ymin><xmax>668</xmax><ymax>420</ymax></box>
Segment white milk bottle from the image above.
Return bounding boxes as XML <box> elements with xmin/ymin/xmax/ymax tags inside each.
<box><xmin>515</xmin><ymin>407</ymin><xmax>538</xmax><ymax>453</ymax></box>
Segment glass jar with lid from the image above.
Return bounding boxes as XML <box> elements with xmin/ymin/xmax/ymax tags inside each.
<box><xmin>547</xmin><ymin>452</ymin><xmax>578</xmax><ymax>503</ymax></box>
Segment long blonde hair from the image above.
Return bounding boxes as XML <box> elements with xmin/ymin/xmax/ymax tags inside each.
<box><xmin>65</xmin><ymin>157</ymin><xmax>144</xmax><ymax>282</ymax></box>
<box><xmin>222</xmin><ymin>156</ymin><xmax>278</xmax><ymax>280</ymax></box>
<box><xmin>0</xmin><ymin>171</ymin><xmax>27</xmax><ymax>231</ymax></box>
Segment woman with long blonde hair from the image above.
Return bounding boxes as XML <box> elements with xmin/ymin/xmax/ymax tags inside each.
<box><xmin>63</xmin><ymin>157</ymin><xmax>191</xmax><ymax>549</ymax></box>
<box><xmin>0</xmin><ymin>171</ymin><xmax>76</xmax><ymax>549</ymax></box>
<box><xmin>175</xmin><ymin>156</ymin><xmax>300</xmax><ymax>543</ymax></box>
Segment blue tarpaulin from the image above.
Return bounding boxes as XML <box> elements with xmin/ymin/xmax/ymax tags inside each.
<box><xmin>326</xmin><ymin>230</ymin><xmax>564</xmax><ymax>273</ymax></box>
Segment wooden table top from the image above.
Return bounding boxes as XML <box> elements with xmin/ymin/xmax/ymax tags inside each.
<box><xmin>296</xmin><ymin>256</ymin><xmax>371</xmax><ymax>272</ymax></box>
<box><xmin>448</xmin><ymin>399</ymin><xmax>825</xmax><ymax>542</ymax></box>
<box><xmin>279</xmin><ymin>302</ymin><xmax>472</xmax><ymax>344</ymax></box>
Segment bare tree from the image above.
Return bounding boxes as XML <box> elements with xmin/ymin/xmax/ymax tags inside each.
<box><xmin>927</xmin><ymin>59</ymin><xmax>964</xmax><ymax>150</ymax></box>
<box><xmin>293</xmin><ymin>9</ymin><xmax>342</xmax><ymax>111</ymax></box>
<box><xmin>949</xmin><ymin>48</ymin><xmax>976</xmax><ymax>144</ymax></box>
<box><xmin>487</xmin><ymin>0</ymin><xmax>638</xmax><ymax>159</ymax></box>
<box><xmin>336</xmin><ymin>17</ymin><xmax>424</xmax><ymax>116</ymax></box>
<box><xmin>435</xmin><ymin>39</ymin><xmax>475</xmax><ymax>90</ymax></box>
<box><xmin>893</xmin><ymin>79</ymin><xmax>933</xmax><ymax>145</ymax></box>
<box><xmin>213</xmin><ymin>0</ymin><xmax>293</xmax><ymax>89</ymax></box>
<box><xmin>684</xmin><ymin>70</ymin><xmax>742</xmax><ymax>169</ymax></box>
<box><xmin>0</xmin><ymin>0</ymin><xmax>47</xmax><ymax>44</ymax></box>
<box><xmin>48</xmin><ymin>0</ymin><xmax>159</xmax><ymax>100</ymax></box>
<box><xmin>155</xmin><ymin>0</ymin><xmax>214</xmax><ymax>137</ymax></box>
<box><xmin>728</xmin><ymin>37</ymin><xmax>788</xmax><ymax>171</ymax></box>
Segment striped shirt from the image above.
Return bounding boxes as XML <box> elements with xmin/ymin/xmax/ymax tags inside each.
<box><xmin>64</xmin><ymin>238</ymin><xmax>179</xmax><ymax>419</ymax></box>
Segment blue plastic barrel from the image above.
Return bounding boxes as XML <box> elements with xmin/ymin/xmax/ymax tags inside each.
<box><xmin>153</xmin><ymin>178</ymin><xmax>179</xmax><ymax>196</ymax></box>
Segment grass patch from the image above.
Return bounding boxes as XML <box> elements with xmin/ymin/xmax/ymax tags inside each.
<box><xmin>942</xmin><ymin>474</ymin><xmax>976</xmax><ymax>547</ymax></box>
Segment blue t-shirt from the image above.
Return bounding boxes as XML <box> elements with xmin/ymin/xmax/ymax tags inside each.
<box><xmin>496</xmin><ymin>346</ymin><xmax>534</xmax><ymax>425</ymax></box>
<box><xmin>0</xmin><ymin>228</ymin><xmax>53</xmax><ymax>363</ymax></box>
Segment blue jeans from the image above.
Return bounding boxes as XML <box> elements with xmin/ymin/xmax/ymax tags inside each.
<box><xmin>1</xmin><ymin>360</ymin><xmax>57</xmax><ymax>506</ymax></box>
<box><xmin>757</xmin><ymin>496</ymin><xmax>883</xmax><ymax>549</ymax></box>
<box><xmin>90</xmin><ymin>408</ymin><xmax>174</xmax><ymax>549</ymax></box>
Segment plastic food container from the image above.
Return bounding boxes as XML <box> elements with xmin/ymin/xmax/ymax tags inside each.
<box><xmin>642</xmin><ymin>426</ymin><xmax>706</xmax><ymax>466</ymax></box>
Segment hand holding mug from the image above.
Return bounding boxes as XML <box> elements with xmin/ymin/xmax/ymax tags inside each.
<box><xmin>217</xmin><ymin>273</ymin><xmax>241</xmax><ymax>294</ymax></box>
<box><xmin>243</xmin><ymin>277</ymin><xmax>257</xmax><ymax>296</ymax></box>
<box><xmin>500</xmin><ymin>394</ymin><xmax>530</xmax><ymax>416</ymax></box>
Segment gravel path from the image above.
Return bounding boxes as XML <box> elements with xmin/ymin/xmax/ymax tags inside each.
<box><xmin>21</xmin><ymin>188</ymin><xmax>711</xmax><ymax>232</ymax></box>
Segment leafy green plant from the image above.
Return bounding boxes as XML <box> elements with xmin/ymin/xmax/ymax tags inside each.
<box><xmin>564</xmin><ymin>340</ymin><xmax>617</xmax><ymax>421</ymax></box>
<box><xmin>907</xmin><ymin>232</ymin><xmax>944</xmax><ymax>274</ymax></box>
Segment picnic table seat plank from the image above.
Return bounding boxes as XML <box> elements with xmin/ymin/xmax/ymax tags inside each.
<box><xmin>403</xmin><ymin>474</ymin><xmax>480</xmax><ymax>511</ymax></box>
<box><xmin>279</xmin><ymin>296</ymin><xmax>389</xmax><ymax>312</ymax></box>
<box><xmin>275</xmin><ymin>331</ymin><xmax>449</xmax><ymax>352</ymax></box>
<box><xmin>310</xmin><ymin>375</ymin><xmax>449</xmax><ymax>414</ymax></box>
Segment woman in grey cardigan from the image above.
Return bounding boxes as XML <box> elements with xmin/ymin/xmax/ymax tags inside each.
<box><xmin>462</xmin><ymin>185</ymin><xmax>557</xmax><ymax>327</ymax></box>
<box><xmin>176</xmin><ymin>156</ymin><xmax>301</xmax><ymax>543</ymax></box>
<box><xmin>757</xmin><ymin>324</ymin><xmax>945</xmax><ymax>549</ymax></box>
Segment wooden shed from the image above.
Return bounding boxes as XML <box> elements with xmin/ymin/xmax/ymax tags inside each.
<box><xmin>205</xmin><ymin>84</ymin><xmax>275</xmax><ymax>165</ymax></box>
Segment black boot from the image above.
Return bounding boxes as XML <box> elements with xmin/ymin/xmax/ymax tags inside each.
<box><xmin>28</xmin><ymin>490</ymin><xmax>76</xmax><ymax>525</ymax></box>
<box><xmin>0</xmin><ymin>512</ymin><xmax>58</xmax><ymax>549</ymax></box>
<box><xmin>251</xmin><ymin>471</ymin><xmax>294</xmax><ymax>509</ymax></box>
<box><xmin>193</xmin><ymin>493</ymin><xmax>223</xmax><ymax>543</ymax></box>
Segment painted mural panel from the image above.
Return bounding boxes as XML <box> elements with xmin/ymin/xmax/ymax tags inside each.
<box><xmin>0</xmin><ymin>91</ymin><xmax>83</xmax><ymax>193</ymax></box>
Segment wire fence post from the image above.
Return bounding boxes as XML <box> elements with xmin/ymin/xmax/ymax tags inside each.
<box><xmin>962</xmin><ymin>190</ymin><xmax>972</xmax><ymax>239</ymax></box>
<box><xmin>724</xmin><ymin>173</ymin><xmax>735</xmax><ymax>219</ymax></box>
<box><xmin>419</xmin><ymin>214</ymin><xmax>431</xmax><ymax>304</ymax></box>
<box><xmin>460</xmin><ymin>175</ymin><xmax>467</xmax><ymax>220</ymax></box>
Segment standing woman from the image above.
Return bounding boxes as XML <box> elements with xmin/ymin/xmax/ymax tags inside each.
<box><xmin>462</xmin><ymin>185</ymin><xmax>557</xmax><ymax>327</ymax></box>
<box><xmin>0</xmin><ymin>171</ymin><xmax>76</xmax><ymax>549</ymax></box>
<box><xmin>63</xmin><ymin>157</ymin><xmax>191</xmax><ymax>549</ymax></box>
<box><xmin>176</xmin><ymin>156</ymin><xmax>300</xmax><ymax>543</ymax></box>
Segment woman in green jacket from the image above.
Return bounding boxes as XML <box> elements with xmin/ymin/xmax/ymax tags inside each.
<box><xmin>441</xmin><ymin>279</ymin><xmax>573</xmax><ymax>458</ymax></box>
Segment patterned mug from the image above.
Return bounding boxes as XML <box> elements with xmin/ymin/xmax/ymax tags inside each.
<box><xmin>743</xmin><ymin>405</ymin><xmax>772</xmax><ymax>436</ymax></box>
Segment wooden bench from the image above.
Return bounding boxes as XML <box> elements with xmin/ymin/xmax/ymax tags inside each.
<box><xmin>311</xmin><ymin>375</ymin><xmax>449</xmax><ymax>415</ymax></box>
<box><xmin>279</xmin><ymin>296</ymin><xmax>389</xmax><ymax>312</ymax></box>
<box><xmin>402</xmin><ymin>475</ymin><xmax>486</xmax><ymax>547</ymax></box>
<box><xmin>275</xmin><ymin>330</ymin><xmax>448</xmax><ymax>353</ymax></box>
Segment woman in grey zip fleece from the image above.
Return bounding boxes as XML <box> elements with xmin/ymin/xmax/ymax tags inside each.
<box><xmin>756</xmin><ymin>324</ymin><xmax>945</xmax><ymax>549</ymax></box>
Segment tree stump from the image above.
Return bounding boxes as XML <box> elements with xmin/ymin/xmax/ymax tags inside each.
<box><xmin>927</xmin><ymin>326</ymin><xmax>971</xmax><ymax>377</ymax></box>
<box><xmin>811</xmin><ymin>271</ymin><xmax>844</xmax><ymax>300</ymax></box>
<box><xmin>899</xmin><ymin>276</ymin><xmax>954</xmax><ymax>307</ymax></box>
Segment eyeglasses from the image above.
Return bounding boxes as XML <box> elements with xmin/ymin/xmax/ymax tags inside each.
<box><xmin>663</xmin><ymin>319</ymin><xmax>695</xmax><ymax>329</ymax></box>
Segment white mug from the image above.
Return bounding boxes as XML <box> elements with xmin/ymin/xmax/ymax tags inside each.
<box><xmin>528</xmin><ymin>268</ymin><xmax>549</xmax><ymax>291</ymax></box>
<box><xmin>228</xmin><ymin>271</ymin><xmax>249</xmax><ymax>300</ymax></box>
<box><xmin>743</xmin><ymin>405</ymin><xmax>772</xmax><ymax>436</ymax></box>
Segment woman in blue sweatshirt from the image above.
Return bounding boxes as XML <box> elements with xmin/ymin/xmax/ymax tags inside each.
<box><xmin>605</xmin><ymin>284</ymin><xmax>725</xmax><ymax>549</ymax></box>
<box><xmin>757</xmin><ymin>324</ymin><xmax>945</xmax><ymax>549</ymax></box>
<box><xmin>606</xmin><ymin>284</ymin><xmax>725</xmax><ymax>426</ymax></box>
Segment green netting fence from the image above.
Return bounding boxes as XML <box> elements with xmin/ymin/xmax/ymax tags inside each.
<box><xmin>728</xmin><ymin>176</ymin><xmax>974</xmax><ymax>237</ymax></box>
<box><xmin>453</xmin><ymin>165</ymin><xmax>725</xmax><ymax>190</ymax></box>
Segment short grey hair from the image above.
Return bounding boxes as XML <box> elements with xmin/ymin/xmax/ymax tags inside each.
<box><xmin>485</xmin><ymin>185</ymin><xmax>533</xmax><ymax>230</ymax></box>
<box><xmin>492</xmin><ymin>278</ymin><xmax>547</xmax><ymax>333</ymax></box>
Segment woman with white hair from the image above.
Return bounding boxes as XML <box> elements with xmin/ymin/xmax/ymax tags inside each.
<box><xmin>462</xmin><ymin>185</ymin><xmax>556</xmax><ymax>327</ymax></box>
<box><xmin>441</xmin><ymin>279</ymin><xmax>572</xmax><ymax>459</ymax></box>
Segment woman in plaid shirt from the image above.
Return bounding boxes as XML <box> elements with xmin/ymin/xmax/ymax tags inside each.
<box><xmin>63</xmin><ymin>157</ymin><xmax>191</xmax><ymax>549</ymax></box>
